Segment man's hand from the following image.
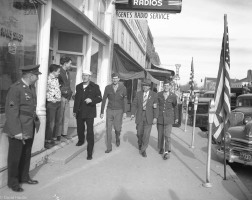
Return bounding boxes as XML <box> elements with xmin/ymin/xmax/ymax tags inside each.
<box><xmin>153</xmin><ymin>118</ymin><xmax>157</xmax><ymax>125</ymax></box>
<box><xmin>130</xmin><ymin>115</ymin><xmax>135</xmax><ymax>120</ymax></box>
<box><xmin>175</xmin><ymin>119</ymin><xmax>179</xmax><ymax>124</ymax></box>
<box><xmin>123</xmin><ymin>113</ymin><xmax>127</xmax><ymax>119</ymax></box>
<box><xmin>85</xmin><ymin>98</ymin><xmax>92</xmax><ymax>104</ymax></box>
<box><xmin>14</xmin><ymin>133</ymin><xmax>23</xmax><ymax>140</ymax></box>
<box><xmin>100</xmin><ymin>114</ymin><xmax>104</xmax><ymax>119</ymax></box>
<box><xmin>73</xmin><ymin>113</ymin><xmax>76</xmax><ymax>118</ymax></box>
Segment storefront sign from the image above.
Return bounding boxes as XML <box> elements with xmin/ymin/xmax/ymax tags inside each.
<box><xmin>117</xmin><ymin>10</ymin><xmax>169</xmax><ymax>20</ymax></box>
<box><xmin>116</xmin><ymin>0</ymin><xmax>182</xmax><ymax>13</ymax></box>
<box><xmin>0</xmin><ymin>27</ymin><xmax>23</xmax><ymax>42</ymax></box>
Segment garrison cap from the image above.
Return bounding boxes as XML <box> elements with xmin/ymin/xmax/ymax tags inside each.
<box><xmin>111</xmin><ymin>73</ymin><xmax>119</xmax><ymax>78</ymax></box>
<box><xmin>163</xmin><ymin>79</ymin><xmax>172</xmax><ymax>85</ymax></box>
<box><xmin>20</xmin><ymin>64</ymin><xmax>42</xmax><ymax>75</ymax></box>
<box><xmin>141</xmin><ymin>78</ymin><xmax>151</xmax><ymax>86</ymax></box>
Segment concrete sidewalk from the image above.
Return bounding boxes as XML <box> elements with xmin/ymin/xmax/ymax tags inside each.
<box><xmin>0</xmin><ymin>119</ymin><xmax>251</xmax><ymax>200</ymax></box>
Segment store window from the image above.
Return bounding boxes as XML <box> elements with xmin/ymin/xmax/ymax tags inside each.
<box><xmin>58</xmin><ymin>31</ymin><xmax>83</xmax><ymax>53</ymax></box>
<box><xmin>0</xmin><ymin>0</ymin><xmax>39</xmax><ymax>114</ymax></box>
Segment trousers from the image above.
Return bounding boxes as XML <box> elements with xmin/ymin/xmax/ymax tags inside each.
<box><xmin>76</xmin><ymin>117</ymin><xmax>94</xmax><ymax>156</ymax></box>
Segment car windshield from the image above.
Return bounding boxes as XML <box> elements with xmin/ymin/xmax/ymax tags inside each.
<box><xmin>237</xmin><ymin>98</ymin><xmax>252</xmax><ymax>107</ymax></box>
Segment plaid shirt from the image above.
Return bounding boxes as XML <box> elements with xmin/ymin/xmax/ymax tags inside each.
<box><xmin>46</xmin><ymin>73</ymin><xmax>61</xmax><ymax>103</ymax></box>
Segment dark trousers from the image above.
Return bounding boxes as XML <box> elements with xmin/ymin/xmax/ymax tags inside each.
<box><xmin>76</xmin><ymin>117</ymin><xmax>94</xmax><ymax>156</ymax></box>
<box><xmin>136</xmin><ymin>111</ymin><xmax>152</xmax><ymax>153</ymax></box>
<box><xmin>8</xmin><ymin>137</ymin><xmax>34</xmax><ymax>188</ymax></box>
<box><xmin>45</xmin><ymin>101</ymin><xmax>61</xmax><ymax>140</ymax></box>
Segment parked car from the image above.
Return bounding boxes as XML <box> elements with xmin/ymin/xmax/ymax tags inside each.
<box><xmin>187</xmin><ymin>91</ymin><xmax>214</xmax><ymax>131</ymax></box>
<box><xmin>214</xmin><ymin>94</ymin><xmax>252</xmax><ymax>166</ymax></box>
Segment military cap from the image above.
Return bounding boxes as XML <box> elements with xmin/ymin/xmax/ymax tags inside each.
<box><xmin>20</xmin><ymin>64</ymin><xmax>42</xmax><ymax>75</ymax></box>
<box><xmin>142</xmin><ymin>78</ymin><xmax>151</xmax><ymax>86</ymax></box>
<box><xmin>163</xmin><ymin>79</ymin><xmax>172</xmax><ymax>86</ymax></box>
<box><xmin>111</xmin><ymin>73</ymin><xmax>119</xmax><ymax>78</ymax></box>
<box><xmin>82</xmin><ymin>69</ymin><xmax>92</xmax><ymax>75</ymax></box>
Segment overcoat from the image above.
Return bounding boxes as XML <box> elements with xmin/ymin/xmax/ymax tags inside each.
<box><xmin>3</xmin><ymin>79</ymin><xmax>39</xmax><ymax>139</ymax></box>
<box><xmin>157</xmin><ymin>91</ymin><xmax>178</xmax><ymax>125</ymax></box>
<box><xmin>73</xmin><ymin>81</ymin><xmax>102</xmax><ymax>118</ymax></box>
<box><xmin>131</xmin><ymin>90</ymin><xmax>158</xmax><ymax>125</ymax></box>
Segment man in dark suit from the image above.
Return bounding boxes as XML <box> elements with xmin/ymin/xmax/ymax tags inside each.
<box><xmin>130</xmin><ymin>79</ymin><xmax>158</xmax><ymax>157</ymax></box>
<box><xmin>73</xmin><ymin>70</ymin><xmax>102</xmax><ymax>160</ymax></box>
<box><xmin>4</xmin><ymin>65</ymin><xmax>41</xmax><ymax>192</ymax></box>
<box><xmin>58</xmin><ymin>56</ymin><xmax>73</xmax><ymax>141</ymax></box>
<box><xmin>157</xmin><ymin>79</ymin><xmax>178</xmax><ymax>160</ymax></box>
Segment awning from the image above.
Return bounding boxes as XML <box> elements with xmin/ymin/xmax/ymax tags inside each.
<box><xmin>113</xmin><ymin>44</ymin><xmax>145</xmax><ymax>80</ymax></box>
<box><xmin>146</xmin><ymin>71</ymin><xmax>160</xmax><ymax>84</ymax></box>
<box><xmin>146</xmin><ymin>64</ymin><xmax>175</xmax><ymax>82</ymax></box>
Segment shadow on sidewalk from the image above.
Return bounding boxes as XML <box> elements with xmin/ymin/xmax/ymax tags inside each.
<box><xmin>112</xmin><ymin>187</ymin><xmax>135</xmax><ymax>200</ymax></box>
<box><xmin>172</xmin><ymin>150</ymin><xmax>204</xmax><ymax>183</ymax></box>
<box><xmin>123</xmin><ymin>131</ymin><xmax>138</xmax><ymax>149</ymax></box>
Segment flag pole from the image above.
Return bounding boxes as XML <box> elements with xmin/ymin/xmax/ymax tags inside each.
<box><xmin>223</xmin><ymin>14</ymin><xmax>227</xmax><ymax>180</ymax></box>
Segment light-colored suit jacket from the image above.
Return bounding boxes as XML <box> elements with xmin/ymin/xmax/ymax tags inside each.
<box><xmin>131</xmin><ymin>90</ymin><xmax>158</xmax><ymax>125</ymax></box>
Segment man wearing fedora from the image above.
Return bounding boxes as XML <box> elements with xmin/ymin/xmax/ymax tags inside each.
<box><xmin>131</xmin><ymin>79</ymin><xmax>158</xmax><ymax>157</ymax></box>
<box><xmin>4</xmin><ymin>64</ymin><xmax>41</xmax><ymax>192</ymax></box>
<box><xmin>73</xmin><ymin>69</ymin><xmax>102</xmax><ymax>160</ymax></box>
<box><xmin>157</xmin><ymin>79</ymin><xmax>178</xmax><ymax>160</ymax></box>
<box><xmin>100</xmin><ymin>73</ymin><xmax>127</xmax><ymax>153</ymax></box>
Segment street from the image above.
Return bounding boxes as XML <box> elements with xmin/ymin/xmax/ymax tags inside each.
<box><xmin>0</xmin><ymin>119</ymin><xmax>251</xmax><ymax>200</ymax></box>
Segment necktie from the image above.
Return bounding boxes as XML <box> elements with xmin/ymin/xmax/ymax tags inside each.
<box><xmin>143</xmin><ymin>92</ymin><xmax>148</xmax><ymax>110</ymax></box>
<box><xmin>113</xmin><ymin>84</ymin><xmax>118</xmax><ymax>93</ymax></box>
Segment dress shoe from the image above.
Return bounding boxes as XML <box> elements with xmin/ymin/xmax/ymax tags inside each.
<box><xmin>87</xmin><ymin>155</ymin><xmax>92</xmax><ymax>160</ymax></box>
<box><xmin>22</xmin><ymin>179</ymin><xmax>39</xmax><ymax>184</ymax></box>
<box><xmin>159</xmin><ymin>149</ymin><xmax>164</xmax><ymax>154</ymax></box>
<box><xmin>141</xmin><ymin>151</ymin><xmax>147</xmax><ymax>157</ymax></box>
<box><xmin>163</xmin><ymin>152</ymin><xmax>170</xmax><ymax>160</ymax></box>
<box><xmin>105</xmin><ymin>149</ymin><xmax>112</xmax><ymax>153</ymax></box>
<box><xmin>76</xmin><ymin>141</ymin><xmax>84</xmax><ymax>146</ymax></box>
<box><xmin>116</xmin><ymin>137</ymin><xmax>120</xmax><ymax>147</ymax></box>
<box><xmin>10</xmin><ymin>186</ymin><xmax>24</xmax><ymax>192</ymax></box>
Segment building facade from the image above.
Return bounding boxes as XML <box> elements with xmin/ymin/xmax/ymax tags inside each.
<box><xmin>0</xmin><ymin>0</ymin><xmax>114</xmax><ymax>187</ymax></box>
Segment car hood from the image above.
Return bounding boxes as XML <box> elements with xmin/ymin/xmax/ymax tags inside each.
<box><xmin>233</xmin><ymin>107</ymin><xmax>252</xmax><ymax>116</ymax></box>
<box><xmin>228</xmin><ymin>126</ymin><xmax>247</xmax><ymax>140</ymax></box>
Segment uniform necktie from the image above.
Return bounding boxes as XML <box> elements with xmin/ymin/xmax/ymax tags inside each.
<box><xmin>143</xmin><ymin>92</ymin><xmax>148</xmax><ymax>110</ymax></box>
<box><xmin>113</xmin><ymin>84</ymin><xmax>118</xmax><ymax>93</ymax></box>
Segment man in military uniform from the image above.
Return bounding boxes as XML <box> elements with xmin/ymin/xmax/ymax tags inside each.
<box><xmin>4</xmin><ymin>64</ymin><xmax>41</xmax><ymax>192</ymax></box>
<box><xmin>157</xmin><ymin>79</ymin><xmax>178</xmax><ymax>160</ymax></box>
<box><xmin>73</xmin><ymin>70</ymin><xmax>102</xmax><ymax>160</ymax></box>
<box><xmin>100</xmin><ymin>73</ymin><xmax>127</xmax><ymax>153</ymax></box>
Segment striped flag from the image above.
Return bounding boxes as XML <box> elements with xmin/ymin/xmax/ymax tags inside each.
<box><xmin>189</xmin><ymin>57</ymin><xmax>194</xmax><ymax>97</ymax></box>
<box><xmin>213</xmin><ymin>16</ymin><xmax>231</xmax><ymax>142</ymax></box>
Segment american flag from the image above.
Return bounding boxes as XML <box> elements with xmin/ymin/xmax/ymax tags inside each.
<box><xmin>213</xmin><ymin>16</ymin><xmax>231</xmax><ymax>142</ymax></box>
<box><xmin>189</xmin><ymin>57</ymin><xmax>194</xmax><ymax>97</ymax></box>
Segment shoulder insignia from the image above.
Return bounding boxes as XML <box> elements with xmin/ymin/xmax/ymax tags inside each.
<box><xmin>9</xmin><ymin>101</ymin><xmax>15</xmax><ymax>107</ymax></box>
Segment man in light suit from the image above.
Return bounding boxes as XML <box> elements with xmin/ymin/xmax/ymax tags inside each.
<box><xmin>157</xmin><ymin>79</ymin><xmax>178</xmax><ymax>160</ymax></box>
<box><xmin>131</xmin><ymin>79</ymin><xmax>158</xmax><ymax>157</ymax></box>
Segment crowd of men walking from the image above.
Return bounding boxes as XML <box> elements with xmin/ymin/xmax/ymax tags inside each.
<box><xmin>3</xmin><ymin>56</ymin><xmax>179</xmax><ymax>192</ymax></box>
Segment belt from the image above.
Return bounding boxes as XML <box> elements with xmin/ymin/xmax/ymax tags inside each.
<box><xmin>20</xmin><ymin>110</ymin><xmax>36</xmax><ymax>118</ymax></box>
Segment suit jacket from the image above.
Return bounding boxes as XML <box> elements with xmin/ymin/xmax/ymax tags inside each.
<box><xmin>58</xmin><ymin>67</ymin><xmax>73</xmax><ymax>100</ymax></box>
<box><xmin>73</xmin><ymin>81</ymin><xmax>102</xmax><ymax>118</ymax></box>
<box><xmin>131</xmin><ymin>90</ymin><xmax>158</xmax><ymax>125</ymax></box>
<box><xmin>157</xmin><ymin>91</ymin><xmax>178</xmax><ymax>125</ymax></box>
<box><xmin>3</xmin><ymin>79</ymin><xmax>38</xmax><ymax>139</ymax></box>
